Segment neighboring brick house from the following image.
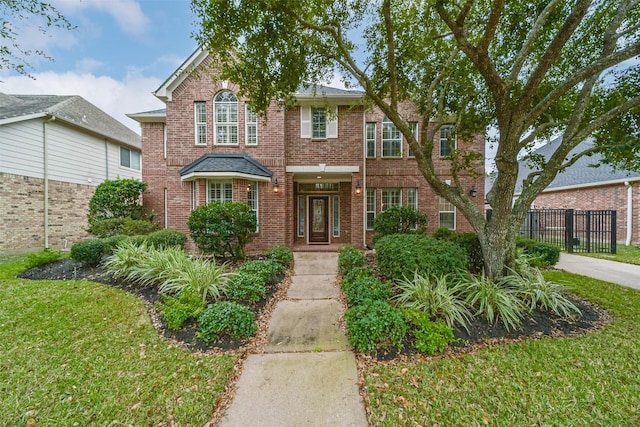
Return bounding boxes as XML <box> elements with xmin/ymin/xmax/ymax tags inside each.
<box><xmin>515</xmin><ymin>138</ymin><xmax>640</xmax><ymax>244</ymax></box>
<box><xmin>128</xmin><ymin>47</ymin><xmax>485</xmax><ymax>251</ymax></box>
<box><xmin>0</xmin><ymin>93</ymin><xmax>142</xmax><ymax>255</ymax></box>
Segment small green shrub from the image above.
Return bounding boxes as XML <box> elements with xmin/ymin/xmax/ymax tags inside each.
<box><xmin>433</xmin><ymin>227</ymin><xmax>456</xmax><ymax>240</ymax></box>
<box><xmin>376</xmin><ymin>234</ymin><xmax>468</xmax><ymax>279</ymax></box>
<box><xmin>345</xmin><ymin>300</ymin><xmax>408</xmax><ymax>352</ymax></box>
<box><xmin>373</xmin><ymin>206</ymin><xmax>428</xmax><ymax>241</ymax></box>
<box><xmin>225</xmin><ymin>272</ymin><xmax>267</xmax><ymax>303</ymax></box>
<box><xmin>25</xmin><ymin>249</ymin><xmax>64</xmax><ymax>269</ymax></box>
<box><xmin>88</xmin><ymin>218</ymin><xmax>157</xmax><ymax>238</ymax></box>
<box><xmin>145</xmin><ymin>229</ymin><xmax>187</xmax><ymax>249</ymax></box>
<box><xmin>70</xmin><ymin>239</ymin><xmax>105</xmax><ymax>267</ymax></box>
<box><xmin>157</xmin><ymin>288</ymin><xmax>206</xmax><ymax>330</ymax></box>
<box><xmin>121</xmin><ymin>219</ymin><xmax>158</xmax><ymax>237</ymax></box>
<box><xmin>434</xmin><ymin>230</ymin><xmax>484</xmax><ymax>273</ymax></box>
<box><xmin>516</xmin><ymin>238</ymin><xmax>560</xmax><ymax>266</ymax></box>
<box><xmin>267</xmin><ymin>245</ymin><xmax>293</xmax><ymax>271</ymax></box>
<box><xmin>238</xmin><ymin>260</ymin><xmax>274</xmax><ymax>284</ymax></box>
<box><xmin>101</xmin><ymin>235</ymin><xmax>129</xmax><ymax>255</ymax></box>
<box><xmin>338</xmin><ymin>245</ymin><xmax>366</xmax><ymax>275</ymax></box>
<box><xmin>197</xmin><ymin>301</ymin><xmax>257</xmax><ymax>342</ymax></box>
<box><xmin>403</xmin><ymin>309</ymin><xmax>457</xmax><ymax>355</ymax></box>
<box><xmin>343</xmin><ymin>276</ymin><xmax>392</xmax><ymax>307</ymax></box>
<box><xmin>341</xmin><ymin>267</ymin><xmax>374</xmax><ymax>289</ymax></box>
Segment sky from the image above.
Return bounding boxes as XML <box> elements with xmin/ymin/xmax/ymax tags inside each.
<box><xmin>1</xmin><ymin>0</ymin><xmax>202</xmax><ymax>134</ymax></box>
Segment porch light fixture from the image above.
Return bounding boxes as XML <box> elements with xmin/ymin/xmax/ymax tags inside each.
<box><xmin>470</xmin><ymin>186</ymin><xmax>478</xmax><ymax>198</ymax></box>
<box><xmin>273</xmin><ymin>178</ymin><xmax>279</xmax><ymax>193</ymax></box>
<box><xmin>355</xmin><ymin>180</ymin><xmax>362</xmax><ymax>195</ymax></box>
<box><xmin>247</xmin><ymin>183</ymin><xmax>251</xmax><ymax>192</ymax></box>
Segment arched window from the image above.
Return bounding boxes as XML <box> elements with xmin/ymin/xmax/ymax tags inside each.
<box><xmin>214</xmin><ymin>91</ymin><xmax>238</xmax><ymax>145</ymax></box>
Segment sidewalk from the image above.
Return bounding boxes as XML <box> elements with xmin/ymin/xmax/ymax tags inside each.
<box><xmin>218</xmin><ymin>252</ymin><xmax>368</xmax><ymax>427</ymax></box>
<box><xmin>556</xmin><ymin>253</ymin><xmax>640</xmax><ymax>290</ymax></box>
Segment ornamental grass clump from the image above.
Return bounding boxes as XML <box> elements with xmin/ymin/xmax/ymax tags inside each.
<box><xmin>461</xmin><ymin>272</ymin><xmax>524</xmax><ymax>331</ymax></box>
<box><xmin>159</xmin><ymin>256</ymin><xmax>234</xmax><ymax>303</ymax></box>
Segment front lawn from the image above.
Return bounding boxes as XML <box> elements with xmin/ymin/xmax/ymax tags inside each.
<box><xmin>363</xmin><ymin>271</ymin><xmax>640</xmax><ymax>425</ymax></box>
<box><xmin>0</xmin><ymin>258</ymin><xmax>236</xmax><ymax>425</ymax></box>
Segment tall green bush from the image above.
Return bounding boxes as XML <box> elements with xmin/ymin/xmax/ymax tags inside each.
<box><xmin>188</xmin><ymin>201</ymin><xmax>257</xmax><ymax>260</ymax></box>
<box><xmin>373</xmin><ymin>206</ymin><xmax>428</xmax><ymax>241</ymax></box>
<box><xmin>87</xmin><ymin>178</ymin><xmax>149</xmax><ymax>227</ymax></box>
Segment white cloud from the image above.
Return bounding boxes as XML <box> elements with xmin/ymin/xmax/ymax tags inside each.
<box><xmin>75</xmin><ymin>58</ymin><xmax>105</xmax><ymax>74</ymax></box>
<box><xmin>1</xmin><ymin>71</ymin><xmax>165</xmax><ymax>134</ymax></box>
<box><xmin>53</xmin><ymin>0</ymin><xmax>150</xmax><ymax>36</ymax></box>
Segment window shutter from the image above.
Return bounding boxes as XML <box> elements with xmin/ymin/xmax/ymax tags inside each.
<box><xmin>300</xmin><ymin>106</ymin><xmax>311</xmax><ymax>138</ymax></box>
<box><xmin>327</xmin><ymin>106</ymin><xmax>338</xmax><ymax>138</ymax></box>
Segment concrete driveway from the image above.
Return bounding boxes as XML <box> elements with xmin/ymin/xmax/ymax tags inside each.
<box><xmin>556</xmin><ymin>253</ymin><xmax>640</xmax><ymax>290</ymax></box>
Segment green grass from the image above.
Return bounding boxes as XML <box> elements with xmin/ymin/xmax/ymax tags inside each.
<box><xmin>364</xmin><ymin>271</ymin><xmax>640</xmax><ymax>425</ymax></box>
<box><xmin>577</xmin><ymin>243</ymin><xmax>640</xmax><ymax>265</ymax></box>
<box><xmin>0</xmin><ymin>258</ymin><xmax>236</xmax><ymax>425</ymax></box>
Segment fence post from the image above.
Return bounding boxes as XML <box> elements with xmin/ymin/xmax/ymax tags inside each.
<box><xmin>565</xmin><ymin>209</ymin><xmax>574</xmax><ymax>253</ymax></box>
<box><xmin>585</xmin><ymin>210</ymin><xmax>591</xmax><ymax>253</ymax></box>
<box><xmin>611</xmin><ymin>210</ymin><xmax>617</xmax><ymax>254</ymax></box>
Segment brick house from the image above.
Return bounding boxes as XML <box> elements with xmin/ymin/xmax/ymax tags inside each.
<box><xmin>0</xmin><ymin>93</ymin><xmax>142</xmax><ymax>255</ymax></box>
<box><xmin>128</xmin><ymin>47</ymin><xmax>485</xmax><ymax>251</ymax></box>
<box><xmin>515</xmin><ymin>138</ymin><xmax>640</xmax><ymax>245</ymax></box>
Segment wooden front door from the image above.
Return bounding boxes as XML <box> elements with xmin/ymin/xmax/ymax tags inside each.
<box><xmin>308</xmin><ymin>196</ymin><xmax>329</xmax><ymax>243</ymax></box>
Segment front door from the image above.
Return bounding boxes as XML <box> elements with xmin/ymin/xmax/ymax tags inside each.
<box><xmin>308</xmin><ymin>196</ymin><xmax>329</xmax><ymax>243</ymax></box>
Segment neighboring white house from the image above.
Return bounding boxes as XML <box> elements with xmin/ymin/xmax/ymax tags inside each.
<box><xmin>0</xmin><ymin>93</ymin><xmax>142</xmax><ymax>254</ymax></box>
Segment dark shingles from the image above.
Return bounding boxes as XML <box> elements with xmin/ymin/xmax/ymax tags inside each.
<box><xmin>179</xmin><ymin>153</ymin><xmax>273</xmax><ymax>178</ymax></box>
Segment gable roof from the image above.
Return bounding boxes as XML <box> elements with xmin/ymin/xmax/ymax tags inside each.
<box><xmin>179</xmin><ymin>153</ymin><xmax>273</xmax><ymax>182</ymax></box>
<box><xmin>0</xmin><ymin>93</ymin><xmax>141</xmax><ymax>149</ymax></box>
<box><xmin>515</xmin><ymin>137</ymin><xmax>640</xmax><ymax>194</ymax></box>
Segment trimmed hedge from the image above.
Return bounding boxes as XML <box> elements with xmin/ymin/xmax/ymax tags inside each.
<box><xmin>70</xmin><ymin>239</ymin><xmax>105</xmax><ymax>267</ymax></box>
<box><xmin>434</xmin><ymin>228</ymin><xmax>484</xmax><ymax>273</ymax></box>
<box><xmin>343</xmin><ymin>276</ymin><xmax>392</xmax><ymax>307</ymax></box>
<box><xmin>516</xmin><ymin>238</ymin><xmax>561</xmax><ymax>266</ymax></box>
<box><xmin>345</xmin><ymin>299</ymin><xmax>408</xmax><ymax>352</ymax></box>
<box><xmin>145</xmin><ymin>229</ymin><xmax>188</xmax><ymax>249</ymax></box>
<box><xmin>88</xmin><ymin>217</ymin><xmax>157</xmax><ymax>238</ymax></box>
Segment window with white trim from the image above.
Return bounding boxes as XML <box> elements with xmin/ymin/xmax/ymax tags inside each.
<box><xmin>207</xmin><ymin>180</ymin><xmax>233</xmax><ymax>203</ymax></box>
<box><xmin>333</xmin><ymin>195</ymin><xmax>340</xmax><ymax>237</ymax></box>
<box><xmin>312</xmin><ymin>107</ymin><xmax>327</xmax><ymax>139</ymax></box>
<box><xmin>297</xmin><ymin>196</ymin><xmax>305</xmax><ymax>237</ymax></box>
<box><xmin>408</xmin><ymin>122</ymin><xmax>418</xmax><ymax>158</ymax></box>
<box><xmin>439</xmin><ymin>196</ymin><xmax>456</xmax><ymax>230</ymax></box>
<box><xmin>300</xmin><ymin>106</ymin><xmax>338</xmax><ymax>138</ymax></box>
<box><xmin>440</xmin><ymin>125</ymin><xmax>456</xmax><ymax>157</ymax></box>
<box><xmin>381</xmin><ymin>188</ymin><xmax>401</xmax><ymax>210</ymax></box>
<box><xmin>382</xmin><ymin>117</ymin><xmax>402</xmax><ymax>158</ymax></box>
<box><xmin>247</xmin><ymin>181</ymin><xmax>258</xmax><ymax>231</ymax></box>
<box><xmin>195</xmin><ymin>101</ymin><xmax>207</xmax><ymax>145</ymax></box>
<box><xmin>366</xmin><ymin>122</ymin><xmax>376</xmax><ymax>158</ymax></box>
<box><xmin>245</xmin><ymin>104</ymin><xmax>258</xmax><ymax>145</ymax></box>
<box><xmin>214</xmin><ymin>91</ymin><xmax>238</xmax><ymax>145</ymax></box>
<box><xmin>366</xmin><ymin>188</ymin><xmax>376</xmax><ymax>230</ymax></box>
<box><xmin>120</xmin><ymin>147</ymin><xmax>140</xmax><ymax>171</ymax></box>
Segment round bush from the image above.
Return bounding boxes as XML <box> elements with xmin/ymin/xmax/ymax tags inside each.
<box><xmin>197</xmin><ymin>301</ymin><xmax>257</xmax><ymax>342</ymax></box>
<box><xmin>516</xmin><ymin>238</ymin><xmax>560</xmax><ymax>266</ymax></box>
<box><xmin>87</xmin><ymin>178</ymin><xmax>148</xmax><ymax>226</ymax></box>
<box><xmin>70</xmin><ymin>239</ymin><xmax>105</xmax><ymax>266</ymax></box>
<box><xmin>101</xmin><ymin>234</ymin><xmax>129</xmax><ymax>255</ymax></box>
<box><xmin>376</xmin><ymin>234</ymin><xmax>468</xmax><ymax>279</ymax></box>
<box><xmin>373</xmin><ymin>206</ymin><xmax>428</xmax><ymax>241</ymax></box>
<box><xmin>267</xmin><ymin>245</ymin><xmax>293</xmax><ymax>271</ymax></box>
<box><xmin>343</xmin><ymin>276</ymin><xmax>392</xmax><ymax>307</ymax></box>
<box><xmin>89</xmin><ymin>218</ymin><xmax>157</xmax><ymax>238</ymax></box>
<box><xmin>225</xmin><ymin>272</ymin><xmax>267</xmax><ymax>303</ymax></box>
<box><xmin>238</xmin><ymin>260</ymin><xmax>274</xmax><ymax>284</ymax></box>
<box><xmin>345</xmin><ymin>299</ymin><xmax>408</xmax><ymax>352</ymax></box>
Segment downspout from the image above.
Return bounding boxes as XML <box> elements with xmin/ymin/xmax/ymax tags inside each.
<box><xmin>43</xmin><ymin>116</ymin><xmax>56</xmax><ymax>249</ymax></box>
<box><xmin>625</xmin><ymin>181</ymin><xmax>633</xmax><ymax>246</ymax></box>
<box><xmin>105</xmin><ymin>139</ymin><xmax>109</xmax><ymax>179</ymax></box>
<box><xmin>362</xmin><ymin>112</ymin><xmax>367</xmax><ymax>248</ymax></box>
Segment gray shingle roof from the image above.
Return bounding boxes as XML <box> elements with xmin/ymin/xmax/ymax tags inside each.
<box><xmin>515</xmin><ymin>137</ymin><xmax>640</xmax><ymax>193</ymax></box>
<box><xmin>0</xmin><ymin>93</ymin><xmax>140</xmax><ymax>149</ymax></box>
<box><xmin>295</xmin><ymin>83</ymin><xmax>363</xmax><ymax>97</ymax></box>
<box><xmin>179</xmin><ymin>153</ymin><xmax>273</xmax><ymax>178</ymax></box>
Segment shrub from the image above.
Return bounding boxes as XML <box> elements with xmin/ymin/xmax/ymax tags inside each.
<box><xmin>145</xmin><ymin>229</ymin><xmax>187</xmax><ymax>249</ymax></box>
<box><xmin>197</xmin><ymin>301</ymin><xmax>257</xmax><ymax>342</ymax></box>
<box><xmin>337</xmin><ymin>245</ymin><xmax>366</xmax><ymax>276</ymax></box>
<box><xmin>267</xmin><ymin>245</ymin><xmax>293</xmax><ymax>271</ymax></box>
<box><xmin>225</xmin><ymin>272</ymin><xmax>267</xmax><ymax>303</ymax></box>
<box><xmin>345</xmin><ymin>300</ymin><xmax>408</xmax><ymax>352</ymax></box>
<box><xmin>433</xmin><ymin>227</ymin><xmax>456</xmax><ymax>240</ymax></box>
<box><xmin>403</xmin><ymin>309</ymin><xmax>457</xmax><ymax>355</ymax></box>
<box><xmin>120</xmin><ymin>219</ymin><xmax>158</xmax><ymax>236</ymax></box>
<box><xmin>376</xmin><ymin>234</ymin><xmax>468</xmax><ymax>279</ymax></box>
<box><xmin>188</xmin><ymin>201</ymin><xmax>257</xmax><ymax>260</ymax></box>
<box><xmin>160</xmin><ymin>257</ymin><xmax>234</xmax><ymax>303</ymax></box>
<box><xmin>506</xmin><ymin>268</ymin><xmax>581</xmax><ymax>318</ymax></box>
<box><xmin>435</xmin><ymin>230</ymin><xmax>484</xmax><ymax>274</ymax></box>
<box><xmin>461</xmin><ymin>273</ymin><xmax>524</xmax><ymax>331</ymax></box>
<box><xmin>25</xmin><ymin>249</ymin><xmax>64</xmax><ymax>269</ymax></box>
<box><xmin>70</xmin><ymin>239</ymin><xmax>105</xmax><ymax>267</ymax></box>
<box><xmin>516</xmin><ymin>238</ymin><xmax>560</xmax><ymax>266</ymax></box>
<box><xmin>157</xmin><ymin>288</ymin><xmax>206</xmax><ymax>330</ymax></box>
<box><xmin>238</xmin><ymin>260</ymin><xmax>274</xmax><ymax>284</ymax></box>
<box><xmin>87</xmin><ymin>178</ymin><xmax>149</xmax><ymax>226</ymax></box>
<box><xmin>394</xmin><ymin>272</ymin><xmax>471</xmax><ymax>330</ymax></box>
<box><xmin>341</xmin><ymin>267</ymin><xmax>374</xmax><ymax>289</ymax></box>
<box><xmin>88</xmin><ymin>218</ymin><xmax>157</xmax><ymax>238</ymax></box>
<box><xmin>373</xmin><ymin>206</ymin><xmax>428</xmax><ymax>241</ymax></box>
<box><xmin>101</xmin><ymin>235</ymin><xmax>129</xmax><ymax>255</ymax></box>
<box><xmin>343</xmin><ymin>276</ymin><xmax>392</xmax><ymax>307</ymax></box>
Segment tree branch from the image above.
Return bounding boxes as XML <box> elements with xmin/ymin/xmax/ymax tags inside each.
<box><xmin>478</xmin><ymin>0</ymin><xmax>504</xmax><ymax>54</ymax></box>
<box><xmin>383</xmin><ymin>0</ymin><xmax>399</xmax><ymax>110</ymax></box>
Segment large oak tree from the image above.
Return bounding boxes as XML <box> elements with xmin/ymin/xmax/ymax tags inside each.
<box><xmin>191</xmin><ymin>0</ymin><xmax>640</xmax><ymax>279</ymax></box>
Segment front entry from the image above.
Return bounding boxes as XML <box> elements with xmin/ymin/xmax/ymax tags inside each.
<box><xmin>308</xmin><ymin>196</ymin><xmax>329</xmax><ymax>243</ymax></box>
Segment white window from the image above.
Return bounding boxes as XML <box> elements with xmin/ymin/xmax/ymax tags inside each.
<box><xmin>366</xmin><ymin>122</ymin><xmax>376</xmax><ymax>158</ymax></box>
<box><xmin>120</xmin><ymin>147</ymin><xmax>140</xmax><ymax>171</ymax></box>
<box><xmin>300</xmin><ymin>106</ymin><xmax>338</xmax><ymax>138</ymax></box>
<box><xmin>366</xmin><ymin>188</ymin><xmax>376</xmax><ymax>230</ymax></box>
<box><xmin>207</xmin><ymin>180</ymin><xmax>233</xmax><ymax>203</ymax></box>
<box><xmin>440</xmin><ymin>125</ymin><xmax>456</xmax><ymax>157</ymax></box>
<box><xmin>439</xmin><ymin>196</ymin><xmax>456</xmax><ymax>230</ymax></box>
<box><xmin>247</xmin><ymin>181</ymin><xmax>258</xmax><ymax>230</ymax></box>
<box><xmin>195</xmin><ymin>101</ymin><xmax>207</xmax><ymax>145</ymax></box>
<box><xmin>408</xmin><ymin>122</ymin><xmax>418</xmax><ymax>158</ymax></box>
<box><xmin>382</xmin><ymin>117</ymin><xmax>402</xmax><ymax>158</ymax></box>
<box><xmin>245</xmin><ymin>104</ymin><xmax>258</xmax><ymax>145</ymax></box>
<box><xmin>297</xmin><ymin>196</ymin><xmax>305</xmax><ymax>237</ymax></box>
<box><xmin>381</xmin><ymin>188</ymin><xmax>401</xmax><ymax>210</ymax></box>
<box><xmin>333</xmin><ymin>195</ymin><xmax>340</xmax><ymax>237</ymax></box>
<box><xmin>214</xmin><ymin>91</ymin><xmax>238</xmax><ymax>145</ymax></box>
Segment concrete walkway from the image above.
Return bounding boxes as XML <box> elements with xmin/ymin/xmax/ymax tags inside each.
<box><xmin>219</xmin><ymin>252</ymin><xmax>369</xmax><ymax>427</ymax></box>
<box><xmin>556</xmin><ymin>253</ymin><xmax>640</xmax><ymax>290</ymax></box>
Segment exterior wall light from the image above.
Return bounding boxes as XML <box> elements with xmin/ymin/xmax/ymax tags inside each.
<box><xmin>355</xmin><ymin>180</ymin><xmax>362</xmax><ymax>195</ymax></box>
<box><xmin>470</xmin><ymin>186</ymin><xmax>478</xmax><ymax>197</ymax></box>
<box><xmin>273</xmin><ymin>178</ymin><xmax>279</xmax><ymax>193</ymax></box>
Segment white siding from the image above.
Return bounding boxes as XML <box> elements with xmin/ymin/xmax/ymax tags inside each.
<box><xmin>107</xmin><ymin>142</ymin><xmax>141</xmax><ymax>180</ymax></box>
<box><xmin>0</xmin><ymin>120</ymin><xmax>45</xmax><ymax>178</ymax></box>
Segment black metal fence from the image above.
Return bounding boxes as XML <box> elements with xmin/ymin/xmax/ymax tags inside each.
<box><xmin>519</xmin><ymin>209</ymin><xmax>617</xmax><ymax>254</ymax></box>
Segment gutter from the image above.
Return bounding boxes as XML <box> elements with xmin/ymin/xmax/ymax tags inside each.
<box><xmin>43</xmin><ymin>116</ymin><xmax>56</xmax><ymax>249</ymax></box>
